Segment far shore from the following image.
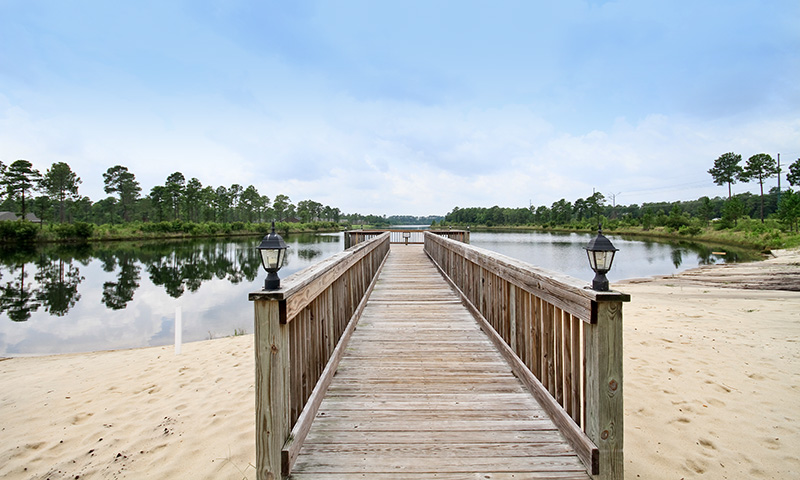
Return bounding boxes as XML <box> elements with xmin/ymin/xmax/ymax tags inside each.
<box><xmin>0</xmin><ymin>248</ymin><xmax>798</xmax><ymax>479</ymax></box>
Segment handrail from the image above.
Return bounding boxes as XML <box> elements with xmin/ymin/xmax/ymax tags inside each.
<box><xmin>248</xmin><ymin>232</ymin><xmax>390</xmax><ymax>479</ymax></box>
<box><xmin>345</xmin><ymin>228</ymin><xmax>469</xmax><ymax>247</ymax></box>
<box><xmin>424</xmin><ymin>232</ymin><xmax>628</xmax><ymax>480</ymax></box>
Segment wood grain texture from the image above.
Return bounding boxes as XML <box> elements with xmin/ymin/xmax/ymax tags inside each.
<box><xmin>584</xmin><ymin>301</ymin><xmax>624</xmax><ymax>480</ymax></box>
<box><xmin>287</xmin><ymin>245</ymin><xmax>590</xmax><ymax>480</ymax></box>
<box><xmin>253</xmin><ymin>299</ymin><xmax>289</xmax><ymax>480</ymax></box>
<box><xmin>281</xmin><ymin>247</ymin><xmax>389</xmax><ymax>475</ymax></box>
<box><xmin>425</xmin><ymin>232</ymin><xmax>627</xmax><ymax>479</ymax></box>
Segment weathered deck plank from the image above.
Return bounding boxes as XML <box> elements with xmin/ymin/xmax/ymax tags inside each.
<box><xmin>288</xmin><ymin>245</ymin><xmax>590</xmax><ymax>479</ymax></box>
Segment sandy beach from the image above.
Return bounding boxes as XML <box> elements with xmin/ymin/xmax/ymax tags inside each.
<box><xmin>619</xmin><ymin>248</ymin><xmax>800</xmax><ymax>479</ymax></box>
<box><xmin>1</xmin><ymin>249</ymin><xmax>798</xmax><ymax>479</ymax></box>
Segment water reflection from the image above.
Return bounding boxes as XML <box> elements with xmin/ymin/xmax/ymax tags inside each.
<box><xmin>36</xmin><ymin>256</ymin><xmax>84</xmax><ymax>316</ymax></box>
<box><xmin>0</xmin><ymin>231</ymin><xmax>759</xmax><ymax>356</ymax></box>
<box><xmin>0</xmin><ymin>233</ymin><xmax>345</xmax><ymax>355</ymax></box>
<box><xmin>470</xmin><ymin>231</ymin><xmax>759</xmax><ymax>282</ymax></box>
<box><xmin>0</xmin><ymin>264</ymin><xmax>40</xmax><ymax>322</ymax></box>
<box><xmin>102</xmin><ymin>254</ymin><xmax>140</xmax><ymax>310</ymax></box>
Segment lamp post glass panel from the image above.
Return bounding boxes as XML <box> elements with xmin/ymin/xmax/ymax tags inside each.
<box><xmin>257</xmin><ymin>223</ymin><xmax>288</xmax><ymax>290</ymax></box>
<box><xmin>585</xmin><ymin>226</ymin><xmax>619</xmax><ymax>291</ymax></box>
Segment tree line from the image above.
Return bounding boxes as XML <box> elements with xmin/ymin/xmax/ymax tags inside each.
<box><xmin>0</xmin><ymin>160</ymin><xmax>445</xmax><ymax>231</ymax></box>
<box><xmin>443</xmin><ymin>154</ymin><xmax>800</xmax><ymax>236</ymax></box>
<box><xmin>0</xmin><ymin>160</ymin><xmax>349</xmax><ymax>226</ymax></box>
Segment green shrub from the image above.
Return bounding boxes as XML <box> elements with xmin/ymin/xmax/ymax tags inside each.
<box><xmin>73</xmin><ymin>222</ymin><xmax>94</xmax><ymax>239</ymax></box>
<box><xmin>678</xmin><ymin>225</ymin><xmax>702</xmax><ymax>236</ymax></box>
<box><xmin>0</xmin><ymin>220</ymin><xmax>39</xmax><ymax>243</ymax></box>
<box><xmin>53</xmin><ymin>222</ymin><xmax>95</xmax><ymax>241</ymax></box>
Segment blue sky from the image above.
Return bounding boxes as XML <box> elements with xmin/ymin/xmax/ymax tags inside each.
<box><xmin>1</xmin><ymin>1</ymin><xmax>798</xmax><ymax>216</ymax></box>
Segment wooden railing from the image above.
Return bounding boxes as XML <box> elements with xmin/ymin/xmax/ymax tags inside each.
<box><xmin>248</xmin><ymin>232</ymin><xmax>390</xmax><ymax>479</ymax></box>
<box><xmin>345</xmin><ymin>228</ymin><xmax>469</xmax><ymax>248</ymax></box>
<box><xmin>424</xmin><ymin>232</ymin><xmax>629</xmax><ymax>480</ymax></box>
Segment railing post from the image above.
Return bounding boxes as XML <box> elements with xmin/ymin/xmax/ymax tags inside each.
<box><xmin>253</xmin><ymin>298</ymin><xmax>290</xmax><ymax>480</ymax></box>
<box><xmin>584</xmin><ymin>300</ymin><xmax>624</xmax><ymax>480</ymax></box>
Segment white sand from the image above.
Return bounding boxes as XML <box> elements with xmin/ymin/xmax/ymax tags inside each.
<box><xmin>1</xmin><ymin>249</ymin><xmax>798</xmax><ymax>479</ymax></box>
<box><xmin>620</xmin><ymin>249</ymin><xmax>800</xmax><ymax>479</ymax></box>
<box><xmin>0</xmin><ymin>336</ymin><xmax>256</xmax><ymax>480</ymax></box>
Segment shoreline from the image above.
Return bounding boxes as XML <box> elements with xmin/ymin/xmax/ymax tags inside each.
<box><xmin>1</xmin><ymin>249</ymin><xmax>798</xmax><ymax>479</ymax></box>
<box><xmin>462</xmin><ymin>224</ymin><xmax>795</xmax><ymax>252</ymax></box>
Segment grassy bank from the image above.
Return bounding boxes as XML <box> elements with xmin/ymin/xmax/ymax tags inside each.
<box><xmin>0</xmin><ymin>220</ymin><xmax>346</xmax><ymax>245</ymax></box>
<box><xmin>462</xmin><ymin>219</ymin><xmax>800</xmax><ymax>253</ymax></box>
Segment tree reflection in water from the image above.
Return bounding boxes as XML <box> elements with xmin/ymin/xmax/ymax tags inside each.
<box><xmin>0</xmin><ymin>237</ymin><xmax>272</xmax><ymax>321</ymax></box>
<box><xmin>0</xmin><ymin>233</ymin><xmax>757</xmax><ymax>325</ymax></box>
<box><xmin>0</xmin><ymin>263</ymin><xmax>41</xmax><ymax>322</ymax></box>
<box><xmin>102</xmin><ymin>255</ymin><xmax>141</xmax><ymax>310</ymax></box>
<box><xmin>35</xmin><ymin>254</ymin><xmax>84</xmax><ymax>316</ymax></box>
<box><xmin>144</xmin><ymin>241</ymin><xmax>261</xmax><ymax>296</ymax></box>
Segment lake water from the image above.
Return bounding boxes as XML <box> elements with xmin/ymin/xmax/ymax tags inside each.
<box><xmin>0</xmin><ymin>230</ymin><xmax>757</xmax><ymax>356</ymax></box>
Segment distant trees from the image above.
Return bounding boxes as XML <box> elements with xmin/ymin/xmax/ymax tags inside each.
<box><xmin>787</xmin><ymin>158</ymin><xmax>800</xmax><ymax>187</ymax></box>
<box><xmin>272</xmin><ymin>194</ymin><xmax>293</xmax><ymax>221</ymax></box>
<box><xmin>0</xmin><ymin>160</ymin><xmax>351</xmax><ymax>231</ymax></box>
<box><xmin>3</xmin><ymin>160</ymin><xmax>42</xmax><ymax>218</ymax></box>
<box><xmin>741</xmin><ymin>153</ymin><xmax>779</xmax><ymax>223</ymax></box>
<box><xmin>707</xmin><ymin>152</ymin><xmax>780</xmax><ymax>223</ymax></box>
<box><xmin>41</xmin><ymin>162</ymin><xmax>81</xmax><ymax>223</ymax></box>
<box><xmin>0</xmin><ymin>150</ymin><xmax>795</xmax><ymax>240</ymax></box>
<box><xmin>183</xmin><ymin>177</ymin><xmax>204</xmax><ymax>222</ymax></box>
<box><xmin>778</xmin><ymin>191</ymin><xmax>800</xmax><ymax>232</ymax></box>
<box><xmin>697</xmin><ymin>196</ymin><xmax>714</xmax><ymax>225</ymax></box>
<box><xmin>103</xmin><ymin>165</ymin><xmax>141</xmax><ymax>222</ymax></box>
<box><xmin>779</xmin><ymin>158</ymin><xmax>800</xmax><ymax>232</ymax></box>
<box><xmin>164</xmin><ymin>172</ymin><xmax>185</xmax><ymax>220</ymax></box>
<box><xmin>708</xmin><ymin>152</ymin><xmax>743</xmax><ymax>199</ymax></box>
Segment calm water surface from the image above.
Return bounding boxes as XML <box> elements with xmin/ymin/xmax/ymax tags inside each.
<box><xmin>469</xmin><ymin>230</ymin><xmax>757</xmax><ymax>283</ymax></box>
<box><xmin>0</xmin><ymin>230</ymin><xmax>756</xmax><ymax>356</ymax></box>
<box><xmin>0</xmin><ymin>233</ymin><xmax>343</xmax><ymax>356</ymax></box>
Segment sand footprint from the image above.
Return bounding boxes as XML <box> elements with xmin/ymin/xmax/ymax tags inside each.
<box><xmin>71</xmin><ymin>412</ymin><xmax>94</xmax><ymax>425</ymax></box>
<box><xmin>698</xmin><ymin>438</ymin><xmax>716</xmax><ymax>450</ymax></box>
<box><xmin>133</xmin><ymin>384</ymin><xmax>158</xmax><ymax>395</ymax></box>
<box><xmin>764</xmin><ymin>437</ymin><xmax>781</xmax><ymax>450</ymax></box>
<box><xmin>685</xmin><ymin>458</ymin><xmax>708</xmax><ymax>474</ymax></box>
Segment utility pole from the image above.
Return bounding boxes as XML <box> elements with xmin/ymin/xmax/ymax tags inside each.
<box><xmin>609</xmin><ymin>192</ymin><xmax>621</xmax><ymax>219</ymax></box>
<box><xmin>777</xmin><ymin>153</ymin><xmax>781</xmax><ymax>205</ymax></box>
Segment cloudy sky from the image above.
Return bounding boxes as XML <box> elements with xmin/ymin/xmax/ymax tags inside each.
<box><xmin>1</xmin><ymin>1</ymin><xmax>798</xmax><ymax>216</ymax></box>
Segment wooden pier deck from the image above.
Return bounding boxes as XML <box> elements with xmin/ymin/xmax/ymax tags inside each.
<box><xmin>288</xmin><ymin>245</ymin><xmax>591</xmax><ymax>479</ymax></box>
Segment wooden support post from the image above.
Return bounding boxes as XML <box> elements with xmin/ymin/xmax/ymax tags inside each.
<box><xmin>584</xmin><ymin>300</ymin><xmax>624</xmax><ymax>480</ymax></box>
<box><xmin>254</xmin><ymin>299</ymin><xmax>290</xmax><ymax>480</ymax></box>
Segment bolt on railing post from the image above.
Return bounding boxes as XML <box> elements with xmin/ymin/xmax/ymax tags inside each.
<box><xmin>584</xmin><ymin>300</ymin><xmax>624</xmax><ymax>480</ymax></box>
<box><xmin>253</xmin><ymin>298</ymin><xmax>290</xmax><ymax>480</ymax></box>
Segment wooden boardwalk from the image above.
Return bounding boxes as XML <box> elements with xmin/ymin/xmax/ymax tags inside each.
<box><xmin>288</xmin><ymin>245</ymin><xmax>591</xmax><ymax>479</ymax></box>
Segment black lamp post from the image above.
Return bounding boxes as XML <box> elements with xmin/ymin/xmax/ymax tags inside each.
<box><xmin>584</xmin><ymin>225</ymin><xmax>619</xmax><ymax>291</ymax></box>
<box><xmin>256</xmin><ymin>222</ymin><xmax>288</xmax><ymax>290</ymax></box>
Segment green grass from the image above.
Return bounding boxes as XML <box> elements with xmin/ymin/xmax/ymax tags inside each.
<box><xmin>0</xmin><ymin>220</ymin><xmax>347</xmax><ymax>245</ymax></box>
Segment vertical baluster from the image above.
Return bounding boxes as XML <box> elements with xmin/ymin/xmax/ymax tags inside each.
<box><xmin>563</xmin><ymin>312</ymin><xmax>573</xmax><ymax>418</ymax></box>
<box><xmin>532</xmin><ymin>296</ymin><xmax>541</xmax><ymax>380</ymax></box>
<box><xmin>554</xmin><ymin>307</ymin><xmax>564</xmax><ymax>407</ymax></box>
<box><xmin>571</xmin><ymin>314</ymin><xmax>582</xmax><ymax>425</ymax></box>
<box><xmin>509</xmin><ymin>284</ymin><xmax>517</xmax><ymax>354</ymax></box>
<box><xmin>544</xmin><ymin>301</ymin><xmax>555</xmax><ymax>395</ymax></box>
<box><xmin>289</xmin><ymin>315</ymin><xmax>300</xmax><ymax>424</ymax></box>
<box><xmin>521</xmin><ymin>291</ymin><xmax>531</xmax><ymax>371</ymax></box>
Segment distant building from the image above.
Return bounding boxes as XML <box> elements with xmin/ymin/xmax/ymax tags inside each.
<box><xmin>0</xmin><ymin>212</ymin><xmax>42</xmax><ymax>223</ymax></box>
